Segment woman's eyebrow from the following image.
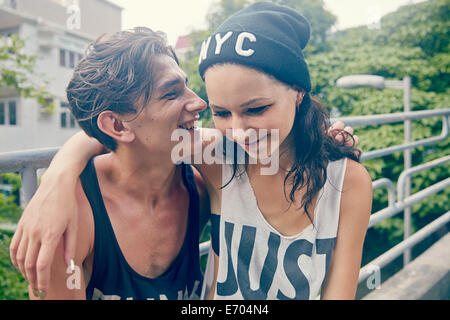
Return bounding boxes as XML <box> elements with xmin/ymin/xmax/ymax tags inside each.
<box><xmin>210</xmin><ymin>97</ymin><xmax>270</xmax><ymax>110</ymax></box>
<box><xmin>240</xmin><ymin>97</ymin><xmax>270</xmax><ymax>108</ymax></box>
<box><xmin>209</xmin><ymin>104</ymin><xmax>225</xmax><ymax>110</ymax></box>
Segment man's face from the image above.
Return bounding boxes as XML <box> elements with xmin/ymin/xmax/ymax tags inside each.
<box><xmin>125</xmin><ymin>54</ymin><xmax>206</xmax><ymax>155</ymax></box>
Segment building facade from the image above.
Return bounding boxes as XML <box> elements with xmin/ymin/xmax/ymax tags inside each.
<box><xmin>0</xmin><ymin>0</ymin><xmax>122</xmax><ymax>152</ymax></box>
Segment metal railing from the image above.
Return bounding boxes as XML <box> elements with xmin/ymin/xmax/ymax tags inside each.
<box><xmin>1</xmin><ymin>108</ymin><xmax>449</xmax><ymax>294</ymax></box>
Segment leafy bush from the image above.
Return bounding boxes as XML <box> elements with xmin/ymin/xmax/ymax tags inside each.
<box><xmin>0</xmin><ymin>231</ymin><xmax>28</xmax><ymax>300</ymax></box>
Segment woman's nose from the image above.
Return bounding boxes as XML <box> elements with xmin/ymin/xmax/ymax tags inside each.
<box><xmin>230</xmin><ymin>117</ymin><xmax>250</xmax><ymax>142</ymax></box>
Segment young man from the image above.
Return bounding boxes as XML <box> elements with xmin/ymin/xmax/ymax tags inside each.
<box><xmin>15</xmin><ymin>27</ymin><xmax>209</xmax><ymax>300</ymax></box>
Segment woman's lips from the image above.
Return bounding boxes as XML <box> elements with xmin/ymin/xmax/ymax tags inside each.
<box><xmin>243</xmin><ymin>134</ymin><xmax>269</xmax><ymax>149</ymax></box>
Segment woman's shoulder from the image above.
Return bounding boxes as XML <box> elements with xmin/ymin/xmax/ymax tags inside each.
<box><xmin>343</xmin><ymin>158</ymin><xmax>372</xmax><ymax>191</ymax></box>
<box><xmin>340</xmin><ymin>158</ymin><xmax>373</xmax><ymax>221</ymax></box>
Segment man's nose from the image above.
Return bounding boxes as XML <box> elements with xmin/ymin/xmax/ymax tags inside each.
<box><xmin>184</xmin><ymin>89</ymin><xmax>207</xmax><ymax>113</ymax></box>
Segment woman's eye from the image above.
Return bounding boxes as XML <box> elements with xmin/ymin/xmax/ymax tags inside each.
<box><xmin>212</xmin><ymin>111</ymin><xmax>230</xmax><ymax>118</ymax></box>
<box><xmin>246</xmin><ymin>105</ymin><xmax>269</xmax><ymax>114</ymax></box>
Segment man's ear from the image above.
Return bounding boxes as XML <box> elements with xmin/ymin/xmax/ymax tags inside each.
<box><xmin>97</xmin><ymin>111</ymin><xmax>135</xmax><ymax>144</ymax></box>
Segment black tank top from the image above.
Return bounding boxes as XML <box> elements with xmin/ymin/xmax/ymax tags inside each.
<box><xmin>80</xmin><ymin>158</ymin><xmax>203</xmax><ymax>300</ymax></box>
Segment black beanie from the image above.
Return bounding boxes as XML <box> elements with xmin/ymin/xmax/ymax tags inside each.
<box><xmin>198</xmin><ymin>1</ymin><xmax>312</xmax><ymax>92</ymax></box>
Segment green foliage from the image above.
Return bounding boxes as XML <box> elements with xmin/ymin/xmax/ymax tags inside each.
<box><xmin>0</xmin><ymin>231</ymin><xmax>28</xmax><ymax>300</ymax></box>
<box><xmin>0</xmin><ymin>173</ymin><xmax>22</xmax><ymax>224</ymax></box>
<box><xmin>0</xmin><ymin>194</ymin><xmax>22</xmax><ymax>224</ymax></box>
<box><xmin>0</xmin><ymin>34</ymin><xmax>54</xmax><ymax>113</ymax></box>
<box><xmin>0</xmin><ymin>174</ymin><xmax>26</xmax><ymax>299</ymax></box>
<box><xmin>309</xmin><ymin>0</ymin><xmax>450</xmax><ymax>265</ymax></box>
<box><xmin>271</xmin><ymin>0</ymin><xmax>336</xmax><ymax>53</ymax></box>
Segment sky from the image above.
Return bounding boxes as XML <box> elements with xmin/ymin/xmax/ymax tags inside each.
<box><xmin>108</xmin><ymin>0</ymin><xmax>427</xmax><ymax>46</ymax></box>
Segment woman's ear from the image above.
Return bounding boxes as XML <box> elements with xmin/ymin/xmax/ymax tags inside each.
<box><xmin>97</xmin><ymin>111</ymin><xmax>136</xmax><ymax>144</ymax></box>
<box><xmin>295</xmin><ymin>90</ymin><xmax>306</xmax><ymax>107</ymax></box>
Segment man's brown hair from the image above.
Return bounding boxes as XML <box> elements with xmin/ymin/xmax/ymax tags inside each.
<box><xmin>66</xmin><ymin>27</ymin><xmax>178</xmax><ymax>151</ymax></box>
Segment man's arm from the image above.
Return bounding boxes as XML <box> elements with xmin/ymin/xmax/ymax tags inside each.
<box><xmin>10</xmin><ymin>131</ymin><xmax>103</xmax><ymax>297</ymax></box>
<box><xmin>28</xmin><ymin>237</ymin><xmax>87</xmax><ymax>300</ymax></box>
<box><xmin>28</xmin><ymin>178</ymin><xmax>94</xmax><ymax>300</ymax></box>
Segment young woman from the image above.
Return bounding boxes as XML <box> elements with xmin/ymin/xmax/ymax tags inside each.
<box><xmin>195</xmin><ymin>2</ymin><xmax>372</xmax><ymax>299</ymax></box>
<box><xmin>10</xmin><ymin>2</ymin><xmax>371</xmax><ymax>300</ymax></box>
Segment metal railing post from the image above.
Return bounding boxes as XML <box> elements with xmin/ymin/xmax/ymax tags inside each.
<box><xmin>403</xmin><ymin>76</ymin><xmax>412</xmax><ymax>265</ymax></box>
<box><xmin>20</xmin><ymin>166</ymin><xmax>37</xmax><ymax>206</ymax></box>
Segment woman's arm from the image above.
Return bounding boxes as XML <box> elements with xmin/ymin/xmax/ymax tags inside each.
<box><xmin>9</xmin><ymin>131</ymin><xmax>104</xmax><ymax>296</ymax></box>
<box><xmin>320</xmin><ymin>159</ymin><xmax>373</xmax><ymax>299</ymax></box>
<box><xmin>206</xmin><ymin>253</ymin><xmax>220</xmax><ymax>300</ymax></box>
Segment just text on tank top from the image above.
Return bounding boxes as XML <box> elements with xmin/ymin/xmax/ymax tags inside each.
<box><xmin>204</xmin><ymin>158</ymin><xmax>347</xmax><ymax>300</ymax></box>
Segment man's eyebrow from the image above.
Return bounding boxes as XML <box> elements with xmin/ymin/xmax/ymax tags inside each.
<box><xmin>156</xmin><ymin>76</ymin><xmax>188</xmax><ymax>93</ymax></box>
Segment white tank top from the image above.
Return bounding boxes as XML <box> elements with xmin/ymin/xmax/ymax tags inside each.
<box><xmin>202</xmin><ymin>158</ymin><xmax>347</xmax><ymax>300</ymax></box>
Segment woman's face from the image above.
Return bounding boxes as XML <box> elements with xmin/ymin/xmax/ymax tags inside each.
<box><xmin>204</xmin><ymin>63</ymin><xmax>304</xmax><ymax>161</ymax></box>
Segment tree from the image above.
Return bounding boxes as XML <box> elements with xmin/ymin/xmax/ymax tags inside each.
<box><xmin>0</xmin><ymin>34</ymin><xmax>54</xmax><ymax>113</ymax></box>
<box><xmin>272</xmin><ymin>0</ymin><xmax>336</xmax><ymax>53</ymax></box>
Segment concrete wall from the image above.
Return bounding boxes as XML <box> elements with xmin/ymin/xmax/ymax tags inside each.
<box><xmin>15</xmin><ymin>0</ymin><xmax>121</xmax><ymax>38</ymax></box>
<box><xmin>363</xmin><ymin>232</ymin><xmax>450</xmax><ymax>300</ymax></box>
<box><xmin>79</xmin><ymin>0</ymin><xmax>121</xmax><ymax>38</ymax></box>
<box><xmin>16</xmin><ymin>0</ymin><xmax>67</xmax><ymax>27</ymax></box>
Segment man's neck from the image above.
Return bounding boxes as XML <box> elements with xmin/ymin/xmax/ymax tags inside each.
<box><xmin>97</xmin><ymin>147</ymin><xmax>183</xmax><ymax>209</ymax></box>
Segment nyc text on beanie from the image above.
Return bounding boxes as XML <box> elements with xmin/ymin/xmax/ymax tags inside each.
<box><xmin>198</xmin><ymin>1</ymin><xmax>312</xmax><ymax>92</ymax></box>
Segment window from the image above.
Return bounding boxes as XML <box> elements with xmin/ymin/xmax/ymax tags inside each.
<box><xmin>60</xmin><ymin>49</ymin><xmax>66</xmax><ymax>67</ymax></box>
<box><xmin>60</xmin><ymin>112</ymin><xmax>67</xmax><ymax>128</ymax></box>
<box><xmin>69</xmin><ymin>51</ymin><xmax>75</xmax><ymax>68</ymax></box>
<box><xmin>8</xmin><ymin>101</ymin><xmax>16</xmax><ymax>125</ymax></box>
<box><xmin>77</xmin><ymin>53</ymin><xmax>83</xmax><ymax>66</ymax></box>
<box><xmin>0</xmin><ymin>102</ymin><xmax>5</xmax><ymax>125</ymax></box>
<box><xmin>0</xmin><ymin>0</ymin><xmax>17</xmax><ymax>9</ymax></box>
<box><xmin>0</xmin><ymin>99</ymin><xmax>19</xmax><ymax>126</ymax></box>
<box><xmin>70</xmin><ymin>114</ymin><xmax>76</xmax><ymax>128</ymax></box>
<box><xmin>60</xmin><ymin>102</ymin><xmax>77</xmax><ymax>129</ymax></box>
<box><xmin>59</xmin><ymin>49</ymin><xmax>82</xmax><ymax>69</ymax></box>
<box><xmin>0</xmin><ymin>29</ymin><xmax>18</xmax><ymax>47</ymax></box>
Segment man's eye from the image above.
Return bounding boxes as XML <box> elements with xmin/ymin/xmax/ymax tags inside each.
<box><xmin>163</xmin><ymin>92</ymin><xmax>178</xmax><ymax>100</ymax></box>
